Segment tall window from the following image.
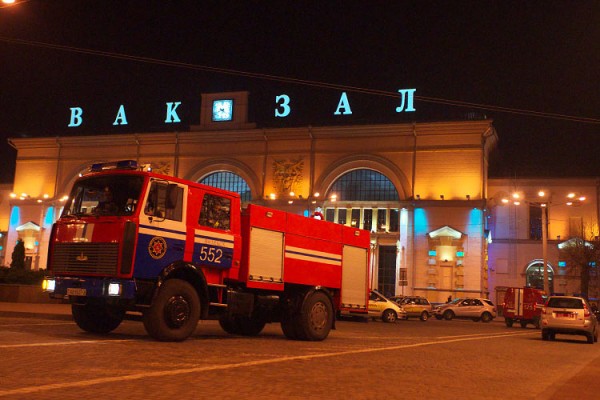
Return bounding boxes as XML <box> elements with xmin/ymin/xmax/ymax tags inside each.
<box><xmin>200</xmin><ymin>171</ymin><xmax>251</xmax><ymax>202</ymax></box>
<box><xmin>529</xmin><ymin>204</ymin><xmax>546</xmax><ymax>240</ymax></box>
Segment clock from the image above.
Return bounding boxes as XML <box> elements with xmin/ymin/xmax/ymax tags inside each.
<box><xmin>212</xmin><ymin>99</ymin><xmax>233</xmax><ymax>122</ymax></box>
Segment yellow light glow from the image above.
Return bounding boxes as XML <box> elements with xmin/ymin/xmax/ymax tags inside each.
<box><xmin>314</xmin><ymin>192</ymin><xmax>320</xmax><ymax>197</ymax></box>
<box><xmin>566</xmin><ymin>202</ymin><xmax>573</xmax><ymax>206</ymax></box>
<box><xmin>9</xmin><ymin>193</ymin><xmax>17</xmax><ymax>198</ymax></box>
<box><xmin>43</xmin><ymin>194</ymin><xmax>49</xmax><ymax>199</ymax></box>
<box><xmin>289</xmin><ymin>191</ymin><xmax>295</xmax><ymax>197</ymax></box>
<box><xmin>501</xmin><ymin>198</ymin><xmax>509</xmax><ymax>204</ymax></box>
<box><xmin>579</xmin><ymin>196</ymin><xmax>586</xmax><ymax>201</ymax></box>
<box><xmin>567</xmin><ymin>193</ymin><xmax>575</xmax><ymax>199</ymax></box>
<box><xmin>269</xmin><ymin>193</ymin><xmax>276</xmax><ymax>200</ymax></box>
<box><xmin>512</xmin><ymin>193</ymin><xmax>520</xmax><ymax>199</ymax></box>
<box><xmin>513</xmin><ymin>201</ymin><xmax>520</xmax><ymax>206</ymax></box>
<box><xmin>538</xmin><ymin>191</ymin><xmax>545</xmax><ymax>197</ymax></box>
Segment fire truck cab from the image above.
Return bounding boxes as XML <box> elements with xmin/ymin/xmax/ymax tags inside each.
<box><xmin>43</xmin><ymin>161</ymin><xmax>370</xmax><ymax>341</ymax></box>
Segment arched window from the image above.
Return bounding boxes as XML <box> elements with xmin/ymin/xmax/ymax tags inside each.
<box><xmin>325</xmin><ymin>169</ymin><xmax>400</xmax><ymax>232</ymax></box>
<box><xmin>525</xmin><ymin>261</ymin><xmax>554</xmax><ymax>293</ymax></box>
<box><xmin>200</xmin><ymin>171</ymin><xmax>252</xmax><ymax>202</ymax></box>
<box><xmin>327</xmin><ymin>169</ymin><xmax>399</xmax><ymax>201</ymax></box>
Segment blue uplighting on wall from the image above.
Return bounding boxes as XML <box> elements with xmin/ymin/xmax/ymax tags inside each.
<box><xmin>9</xmin><ymin>206</ymin><xmax>20</xmax><ymax>228</ymax></box>
<box><xmin>558</xmin><ymin>261</ymin><xmax>566</xmax><ymax>267</ymax></box>
<box><xmin>428</xmin><ymin>250</ymin><xmax>437</xmax><ymax>256</ymax></box>
<box><xmin>468</xmin><ymin>208</ymin><xmax>482</xmax><ymax>230</ymax></box>
<box><xmin>414</xmin><ymin>208</ymin><xmax>428</xmax><ymax>235</ymax></box>
<box><xmin>44</xmin><ymin>206</ymin><xmax>55</xmax><ymax>227</ymax></box>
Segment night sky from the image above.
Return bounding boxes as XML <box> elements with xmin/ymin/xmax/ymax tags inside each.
<box><xmin>1</xmin><ymin>1</ymin><xmax>599</xmax><ymax>184</ymax></box>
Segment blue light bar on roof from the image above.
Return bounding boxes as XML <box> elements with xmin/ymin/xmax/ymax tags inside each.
<box><xmin>90</xmin><ymin>160</ymin><xmax>138</xmax><ymax>172</ymax></box>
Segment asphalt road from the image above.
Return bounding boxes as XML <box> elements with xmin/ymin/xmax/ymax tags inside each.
<box><xmin>1</xmin><ymin>314</ymin><xmax>599</xmax><ymax>400</ymax></box>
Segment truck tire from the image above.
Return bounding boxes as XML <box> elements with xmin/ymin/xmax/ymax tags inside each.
<box><xmin>143</xmin><ymin>279</ymin><xmax>200</xmax><ymax>342</ymax></box>
<box><xmin>293</xmin><ymin>291</ymin><xmax>333</xmax><ymax>341</ymax></box>
<box><xmin>520</xmin><ymin>320</ymin><xmax>528</xmax><ymax>328</ymax></box>
<box><xmin>281</xmin><ymin>315</ymin><xmax>300</xmax><ymax>340</ymax></box>
<box><xmin>219</xmin><ymin>315</ymin><xmax>241</xmax><ymax>334</ymax></box>
<box><xmin>72</xmin><ymin>303</ymin><xmax>124</xmax><ymax>334</ymax></box>
<box><xmin>505</xmin><ymin>318</ymin><xmax>514</xmax><ymax>327</ymax></box>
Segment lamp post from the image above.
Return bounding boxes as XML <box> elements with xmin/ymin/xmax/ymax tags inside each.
<box><xmin>538</xmin><ymin>191</ymin><xmax>586</xmax><ymax>295</ymax></box>
<box><xmin>541</xmin><ymin>202</ymin><xmax>549</xmax><ymax>294</ymax></box>
<box><xmin>502</xmin><ymin>190</ymin><xmax>586</xmax><ymax>295</ymax></box>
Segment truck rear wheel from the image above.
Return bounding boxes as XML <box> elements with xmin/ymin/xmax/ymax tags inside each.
<box><xmin>282</xmin><ymin>291</ymin><xmax>333</xmax><ymax>341</ymax></box>
<box><xmin>505</xmin><ymin>318</ymin><xmax>514</xmax><ymax>327</ymax></box>
<box><xmin>298</xmin><ymin>291</ymin><xmax>333</xmax><ymax>341</ymax></box>
<box><xmin>143</xmin><ymin>279</ymin><xmax>200</xmax><ymax>342</ymax></box>
<box><xmin>72</xmin><ymin>303</ymin><xmax>124</xmax><ymax>334</ymax></box>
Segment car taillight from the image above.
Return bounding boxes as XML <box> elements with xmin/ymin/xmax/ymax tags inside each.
<box><xmin>583</xmin><ymin>304</ymin><xmax>590</xmax><ymax>317</ymax></box>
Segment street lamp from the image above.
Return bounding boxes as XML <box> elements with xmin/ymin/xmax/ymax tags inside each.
<box><xmin>501</xmin><ymin>190</ymin><xmax>586</xmax><ymax>294</ymax></box>
<box><xmin>538</xmin><ymin>191</ymin><xmax>586</xmax><ymax>294</ymax></box>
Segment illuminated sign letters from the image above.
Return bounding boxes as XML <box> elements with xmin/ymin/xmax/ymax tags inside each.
<box><xmin>113</xmin><ymin>105</ymin><xmax>128</xmax><ymax>126</ymax></box>
<box><xmin>165</xmin><ymin>102</ymin><xmax>182</xmax><ymax>123</ymax></box>
<box><xmin>68</xmin><ymin>89</ymin><xmax>416</xmax><ymax>127</ymax></box>
<box><xmin>68</xmin><ymin>107</ymin><xmax>83</xmax><ymax>127</ymax></box>
<box><xmin>334</xmin><ymin>92</ymin><xmax>352</xmax><ymax>115</ymax></box>
<box><xmin>275</xmin><ymin>95</ymin><xmax>291</xmax><ymax>117</ymax></box>
<box><xmin>396</xmin><ymin>88</ymin><xmax>416</xmax><ymax>112</ymax></box>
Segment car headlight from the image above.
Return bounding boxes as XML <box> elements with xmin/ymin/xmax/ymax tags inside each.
<box><xmin>42</xmin><ymin>278</ymin><xmax>56</xmax><ymax>292</ymax></box>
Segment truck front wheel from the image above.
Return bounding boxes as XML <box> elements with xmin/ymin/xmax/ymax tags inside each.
<box><xmin>143</xmin><ymin>279</ymin><xmax>200</xmax><ymax>342</ymax></box>
<box><xmin>72</xmin><ymin>303</ymin><xmax>124</xmax><ymax>334</ymax></box>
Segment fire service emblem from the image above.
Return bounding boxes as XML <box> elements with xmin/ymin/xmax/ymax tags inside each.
<box><xmin>148</xmin><ymin>236</ymin><xmax>167</xmax><ymax>259</ymax></box>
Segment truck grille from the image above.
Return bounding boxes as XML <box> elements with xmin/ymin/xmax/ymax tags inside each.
<box><xmin>51</xmin><ymin>243</ymin><xmax>119</xmax><ymax>275</ymax></box>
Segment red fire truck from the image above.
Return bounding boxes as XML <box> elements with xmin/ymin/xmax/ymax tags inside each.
<box><xmin>42</xmin><ymin>160</ymin><xmax>370</xmax><ymax>342</ymax></box>
<box><xmin>502</xmin><ymin>287</ymin><xmax>546</xmax><ymax>329</ymax></box>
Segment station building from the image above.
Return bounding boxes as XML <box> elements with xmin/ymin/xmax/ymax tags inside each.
<box><xmin>2</xmin><ymin>91</ymin><xmax>598</xmax><ymax>304</ymax></box>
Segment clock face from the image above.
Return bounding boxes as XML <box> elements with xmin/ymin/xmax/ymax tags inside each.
<box><xmin>212</xmin><ymin>99</ymin><xmax>233</xmax><ymax>122</ymax></box>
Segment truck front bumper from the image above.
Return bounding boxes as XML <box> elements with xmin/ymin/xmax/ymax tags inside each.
<box><xmin>43</xmin><ymin>276</ymin><xmax>137</xmax><ymax>300</ymax></box>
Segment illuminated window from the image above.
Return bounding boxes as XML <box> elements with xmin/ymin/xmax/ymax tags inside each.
<box><xmin>325</xmin><ymin>169</ymin><xmax>399</xmax><ymax>229</ymax></box>
<box><xmin>200</xmin><ymin>171</ymin><xmax>251</xmax><ymax>202</ymax></box>
<box><xmin>525</xmin><ymin>262</ymin><xmax>554</xmax><ymax>293</ymax></box>
<box><xmin>328</xmin><ymin>169</ymin><xmax>398</xmax><ymax>201</ymax></box>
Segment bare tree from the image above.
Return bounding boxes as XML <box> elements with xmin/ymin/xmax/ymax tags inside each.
<box><xmin>558</xmin><ymin>224</ymin><xmax>600</xmax><ymax>300</ymax></box>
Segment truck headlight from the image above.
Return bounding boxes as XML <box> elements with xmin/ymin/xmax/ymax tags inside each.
<box><xmin>42</xmin><ymin>278</ymin><xmax>56</xmax><ymax>292</ymax></box>
<box><xmin>108</xmin><ymin>282</ymin><xmax>121</xmax><ymax>296</ymax></box>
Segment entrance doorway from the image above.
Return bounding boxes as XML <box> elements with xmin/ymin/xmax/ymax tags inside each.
<box><xmin>378</xmin><ymin>245</ymin><xmax>397</xmax><ymax>297</ymax></box>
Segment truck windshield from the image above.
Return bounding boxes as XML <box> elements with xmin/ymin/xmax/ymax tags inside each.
<box><xmin>62</xmin><ymin>175</ymin><xmax>144</xmax><ymax>217</ymax></box>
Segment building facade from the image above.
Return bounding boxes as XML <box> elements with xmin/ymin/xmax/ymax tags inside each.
<box><xmin>4</xmin><ymin>92</ymin><xmax>599</xmax><ymax>304</ymax></box>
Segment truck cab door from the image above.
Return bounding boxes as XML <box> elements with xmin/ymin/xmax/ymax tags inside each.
<box><xmin>135</xmin><ymin>180</ymin><xmax>188</xmax><ymax>278</ymax></box>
